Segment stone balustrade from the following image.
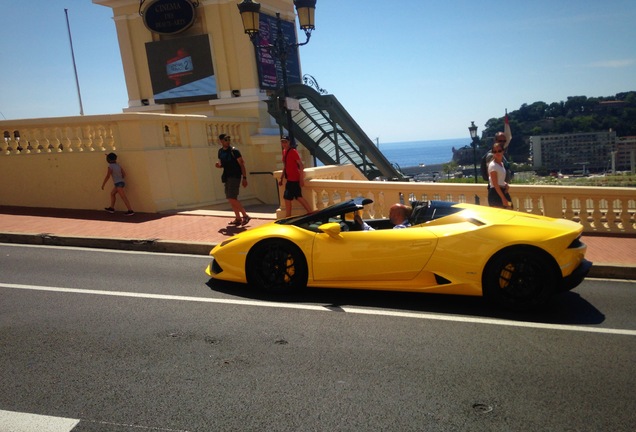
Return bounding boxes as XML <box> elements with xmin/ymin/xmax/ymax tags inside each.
<box><xmin>0</xmin><ymin>113</ymin><xmax>276</xmax><ymax>212</ymax></box>
<box><xmin>0</xmin><ymin>113</ymin><xmax>253</xmax><ymax>155</ymax></box>
<box><xmin>277</xmin><ymin>167</ymin><xmax>636</xmax><ymax>235</ymax></box>
<box><xmin>1</xmin><ymin>122</ymin><xmax>118</xmax><ymax>154</ymax></box>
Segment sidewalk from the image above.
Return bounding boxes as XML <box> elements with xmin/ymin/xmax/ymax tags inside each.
<box><xmin>0</xmin><ymin>205</ymin><xmax>634</xmax><ymax>280</ymax></box>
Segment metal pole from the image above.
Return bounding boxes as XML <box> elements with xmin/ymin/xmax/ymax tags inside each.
<box><xmin>472</xmin><ymin>138</ymin><xmax>478</xmax><ymax>183</ymax></box>
<box><xmin>64</xmin><ymin>9</ymin><xmax>84</xmax><ymax>116</ymax></box>
<box><xmin>473</xmin><ymin>139</ymin><xmax>480</xmax><ymax>203</ymax></box>
<box><xmin>276</xmin><ymin>13</ymin><xmax>294</xmax><ymax>146</ymax></box>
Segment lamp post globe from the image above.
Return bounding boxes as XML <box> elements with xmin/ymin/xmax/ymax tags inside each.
<box><xmin>468</xmin><ymin>121</ymin><xmax>478</xmax><ymax>140</ymax></box>
<box><xmin>294</xmin><ymin>0</ymin><xmax>317</xmax><ymax>33</ymax></box>
<box><xmin>237</xmin><ymin>0</ymin><xmax>261</xmax><ymax>41</ymax></box>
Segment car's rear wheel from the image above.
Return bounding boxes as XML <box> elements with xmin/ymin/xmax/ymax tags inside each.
<box><xmin>483</xmin><ymin>247</ymin><xmax>557</xmax><ymax>310</ymax></box>
<box><xmin>246</xmin><ymin>239</ymin><xmax>308</xmax><ymax>294</ymax></box>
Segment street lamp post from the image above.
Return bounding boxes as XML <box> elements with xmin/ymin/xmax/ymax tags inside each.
<box><xmin>237</xmin><ymin>0</ymin><xmax>317</xmax><ymax>146</ymax></box>
<box><xmin>468</xmin><ymin>121</ymin><xmax>479</xmax><ymax>184</ymax></box>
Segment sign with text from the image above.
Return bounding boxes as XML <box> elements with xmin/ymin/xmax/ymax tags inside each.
<box><xmin>142</xmin><ymin>0</ymin><xmax>197</xmax><ymax>35</ymax></box>
<box><xmin>255</xmin><ymin>15</ymin><xmax>301</xmax><ymax>91</ymax></box>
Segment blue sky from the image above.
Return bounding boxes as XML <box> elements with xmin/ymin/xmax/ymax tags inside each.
<box><xmin>1</xmin><ymin>0</ymin><xmax>635</xmax><ymax>142</ymax></box>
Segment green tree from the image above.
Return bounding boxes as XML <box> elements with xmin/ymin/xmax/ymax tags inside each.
<box><xmin>564</xmin><ymin>96</ymin><xmax>594</xmax><ymax>115</ymax></box>
<box><xmin>442</xmin><ymin>161</ymin><xmax>458</xmax><ymax>179</ymax></box>
<box><xmin>518</xmin><ymin>101</ymin><xmax>547</xmax><ymax>122</ymax></box>
<box><xmin>531</xmin><ymin>126</ymin><xmax>543</xmax><ymax>135</ymax></box>
<box><xmin>572</xmin><ymin>115</ymin><xmax>597</xmax><ymax>131</ymax></box>
<box><xmin>546</xmin><ymin>102</ymin><xmax>564</xmax><ymax>117</ymax></box>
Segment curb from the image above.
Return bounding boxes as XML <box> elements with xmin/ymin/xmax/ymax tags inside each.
<box><xmin>0</xmin><ymin>233</ymin><xmax>213</xmax><ymax>256</ymax></box>
<box><xmin>1</xmin><ymin>232</ymin><xmax>634</xmax><ymax>280</ymax></box>
<box><xmin>587</xmin><ymin>264</ymin><xmax>636</xmax><ymax>281</ymax></box>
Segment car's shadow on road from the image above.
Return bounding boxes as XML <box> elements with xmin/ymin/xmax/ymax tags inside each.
<box><xmin>206</xmin><ymin>279</ymin><xmax>605</xmax><ymax>326</ymax></box>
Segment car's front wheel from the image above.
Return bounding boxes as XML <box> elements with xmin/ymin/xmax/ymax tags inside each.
<box><xmin>483</xmin><ymin>247</ymin><xmax>558</xmax><ymax>310</ymax></box>
<box><xmin>246</xmin><ymin>239</ymin><xmax>308</xmax><ymax>294</ymax></box>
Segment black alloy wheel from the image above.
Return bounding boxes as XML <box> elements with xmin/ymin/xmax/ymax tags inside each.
<box><xmin>246</xmin><ymin>239</ymin><xmax>308</xmax><ymax>294</ymax></box>
<box><xmin>483</xmin><ymin>247</ymin><xmax>557</xmax><ymax>310</ymax></box>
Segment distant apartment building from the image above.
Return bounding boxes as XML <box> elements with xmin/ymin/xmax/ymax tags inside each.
<box><xmin>530</xmin><ymin>131</ymin><xmax>621</xmax><ymax>173</ymax></box>
<box><xmin>616</xmin><ymin>136</ymin><xmax>636</xmax><ymax>173</ymax></box>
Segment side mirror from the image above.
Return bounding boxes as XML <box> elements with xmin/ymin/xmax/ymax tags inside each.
<box><xmin>318</xmin><ymin>222</ymin><xmax>342</xmax><ymax>238</ymax></box>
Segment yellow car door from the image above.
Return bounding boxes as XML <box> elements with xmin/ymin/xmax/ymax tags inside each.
<box><xmin>311</xmin><ymin>225</ymin><xmax>438</xmax><ymax>282</ymax></box>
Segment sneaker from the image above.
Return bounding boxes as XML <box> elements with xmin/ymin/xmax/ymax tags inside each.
<box><xmin>228</xmin><ymin>219</ymin><xmax>242</xmax><ymax>226</ymax></box>
<box><xmin>241</xmin><ymin>216</ymin><xmax>251</xmax><ymax>226</ymax></box>
<box><xmin>125</xmin><ymin>210</ymin><xmax>135</xmax><ymax>216</ymax></box>
<box><xmin>105</xmin><ymin>207</ymin><xmax>115</xmax><ymax>213</ymax></box>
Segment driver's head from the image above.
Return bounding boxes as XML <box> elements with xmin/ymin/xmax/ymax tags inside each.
<box><xmin>389</xmin><ymin>203</ymin><xmax>412</xmax><ymax>225</ymax></box>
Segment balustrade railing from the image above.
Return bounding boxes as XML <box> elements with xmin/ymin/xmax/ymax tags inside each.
<box><xmin>0</xmin><ymin>114</ymin><xmax>262</xmax><ymax>212</ymax></box>
<box><xmin>1</xmin><ymin>123</ymin><xmax>118</xmax><ymax>154</ymax></box>
<box><xmin>281</xmin><ymin>167</ymin><xmax>636</xmax><ymax>235</ymax></box>
<box><xmin>1</xmin><ymin>114</ymin><xmax>255</xmax><ymax>155</ymax></box>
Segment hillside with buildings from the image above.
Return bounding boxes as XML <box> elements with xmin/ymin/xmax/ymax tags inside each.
<box><xmin>453</xmin><ymin>91</ymin><xmax>636</xmax><ymax>174</ymax></box>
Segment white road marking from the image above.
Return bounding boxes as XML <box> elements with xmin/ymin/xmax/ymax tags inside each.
<box><xmin>0</xmin><ymin>410</ymin><xmax>79</xmax><ymax>432</ymax></box>
<box><xmin>2</xmin><ymin>282</ymin><xmax>635</xmax><ymax>336</ymax></box>
<box><xmin>0</xmin><ymin>410</ymin><xmax>191</xmax><ymax>432</ymax></box>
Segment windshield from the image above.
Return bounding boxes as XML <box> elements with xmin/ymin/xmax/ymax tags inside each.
<box><xmin>276</xmin><ymin>199</ymin><xmax>464</xmax><ymax>231</ymax></box>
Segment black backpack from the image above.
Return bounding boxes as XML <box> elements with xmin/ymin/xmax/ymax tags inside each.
<box><xmin>480</xmin><ymin>151</ymin><xmax>493</xmax><ymax>181</ymax></box>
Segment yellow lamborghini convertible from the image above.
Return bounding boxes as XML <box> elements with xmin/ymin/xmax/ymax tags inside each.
<box><xmin>206</xmin><ymin>198</ymin><xmax>591</xmax><ymax>310</ymax></box>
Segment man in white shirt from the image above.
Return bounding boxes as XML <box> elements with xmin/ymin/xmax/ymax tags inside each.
<box><xmin>354</xmin><ymin>203</ymin><xmax>412</xmax><ymax>231</ymax></box>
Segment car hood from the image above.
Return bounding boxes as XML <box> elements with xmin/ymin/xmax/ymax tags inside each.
<box><xmin>436</xmin><ymin>205</ymin><xmax>583</xmax><ymax>236</ymax></box>
<box><xmin>470</xmin><ymin>207</ymin><xmax>583</xmax><ymax>236</ymax></box>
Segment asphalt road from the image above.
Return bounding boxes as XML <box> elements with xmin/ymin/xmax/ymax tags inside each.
<box><xmin>1</xmin><ymin>244</ymin><xmax>635</xmax><ymax>432</ymax></box>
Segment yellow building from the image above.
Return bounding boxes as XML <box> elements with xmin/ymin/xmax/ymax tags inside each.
<box><xmin>92</xmin><ymin>0</ymin><xmax>311</xmax><ymax>208</ymax></box>
<box><xmin>95</xmin><ymin>0</ymin><xmax>294</xmax><ymax>124</ymax></box>
<box><xmin>0</xmin><ymin>0</ymin><xmax>312</xmax><ymax>213</ymax></box>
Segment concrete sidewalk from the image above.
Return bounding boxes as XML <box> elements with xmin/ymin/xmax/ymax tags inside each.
<box><xmin>0</xmin><ymin>205</ymin><xmax>634</xmax><ymax>280</ymax></box>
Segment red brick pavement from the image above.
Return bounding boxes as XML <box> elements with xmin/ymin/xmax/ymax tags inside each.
<box><xmin>0</xmin><ymin>206</ymin><xmax>272</xmax><ymax>245</ymax></box>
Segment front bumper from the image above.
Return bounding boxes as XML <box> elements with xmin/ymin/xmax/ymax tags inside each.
<box><xmin>205</xmin><ymin>257</ymin><xmax>222</xmax><ymax>276</ymax></box>
<box><xmin>561</xmin><ymin>258</ymin><xmax>592</xmax><ymax>291</ymax></box>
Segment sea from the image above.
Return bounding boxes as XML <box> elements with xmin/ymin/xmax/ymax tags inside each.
<box><xmin>378</xmin><ymin>137</ymin><xmax>467</xmax><ymax>170</ymax></box>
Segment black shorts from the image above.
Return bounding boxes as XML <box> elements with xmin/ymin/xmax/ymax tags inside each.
<box><xmin>487</xmin><ymin>186</ymin><xmax>512</xmax><ymax>208</ymax></box>
<box><xmin>224</xmin><ymin>176</ymin><xmax>241</xmax><ymax>199</ymax></box>
<box><xmin>283</xmin><ymin>181</ymin><xmax>303</xmax><ymax>200</ymax></box>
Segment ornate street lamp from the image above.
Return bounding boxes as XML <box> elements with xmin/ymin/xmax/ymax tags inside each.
<box><xmin>236</xmin><ymin>0</ymin><xmax>261</xmax><ymax>42</ymax></box>
<box><xmin>468</xmin><ymin>121</ymin><xmax>479</xmax><ymax>184</ymax></box>
<box><xmin>294</xmin><ymin>0</ymin><xmax>317</xmax><ymax>37</ymax></box>
<box><xmin>237</xmin><ymin>0</ymin><xmax>317</xmax><ymax>145</ymax></box>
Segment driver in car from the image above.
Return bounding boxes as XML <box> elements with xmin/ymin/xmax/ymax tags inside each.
<box><xmin>354</xmin><ymin>203</ymin><xmax>412</xmax><ymax>231</ymax></box>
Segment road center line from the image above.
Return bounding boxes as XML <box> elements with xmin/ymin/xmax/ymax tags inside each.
<box><xmin>2</xmin><ymin>282</ymin><xmax>635</xmax><ymax>336</ymax></box>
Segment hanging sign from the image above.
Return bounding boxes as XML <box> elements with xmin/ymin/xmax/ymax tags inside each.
<box><xmin>142</xmin><ymin>0</ymin><xmax>197</xmax><ymax>35</ymax></box>
<box><xmin>255</xmin><ymin>14</ymin><xmax>301</xmax><ymax>91</ymax></box>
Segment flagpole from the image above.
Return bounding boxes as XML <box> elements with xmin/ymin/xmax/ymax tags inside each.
<box><xmin>65</xmin><ymin>8</ymin><xmax>84</xmax><ymax>116</ymax></box>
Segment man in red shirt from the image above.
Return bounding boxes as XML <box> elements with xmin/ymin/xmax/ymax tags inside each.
<box><xmin>278</xmin><ymin>136</ymin><xmax>313</xmax><ymax>217</ymax></box>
